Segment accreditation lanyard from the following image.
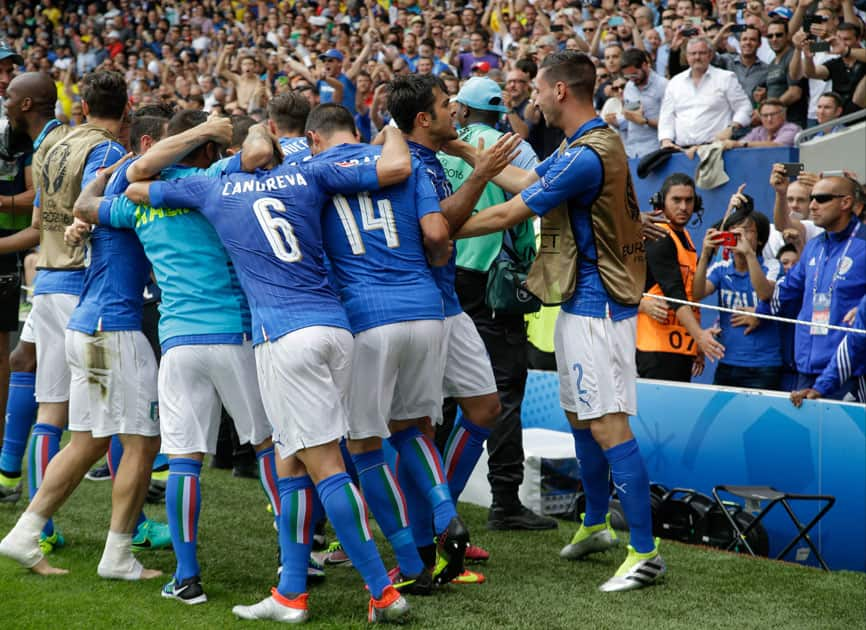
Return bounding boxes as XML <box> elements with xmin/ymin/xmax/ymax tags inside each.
<box><xmin>810</xmin><ymin>222</ymin><xmax>859</xmax><ymax>336</ymax></box>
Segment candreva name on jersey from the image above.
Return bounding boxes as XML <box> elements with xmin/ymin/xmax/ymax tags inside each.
<box><xmin>221</xmin><ymin>172</ymin><xmax>309</xmax><ymax>196</ymax></box>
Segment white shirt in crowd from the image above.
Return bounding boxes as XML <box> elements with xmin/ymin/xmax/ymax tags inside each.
<box><xmin>658</xmin><ymin>64</ymin><xmax>753</xmax><ymax>146</ymax></box>
<box><xmin>806</xmin><ymin>51</ymin><xmax>838</xmax><ymax>121</ymax></box>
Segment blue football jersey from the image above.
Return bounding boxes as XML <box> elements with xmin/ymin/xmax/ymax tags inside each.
<box><xmin>147</xmin><ymin>156</ymin><xmax>383</xmax><ymax>345</ymax></box>
<box><xmin>320</xmin><ymin>144</ymin><xmax>443</xmax><ymax>333</ymax></box>
<box><xmin>279</xmin><ymin>136</ymin><xmax>311</xmax><ymax>164</ymax></box>
<box><xmin>407</xmin><ymin>140</ymin><xmax>462</xmax><ymax>318</ymax></box>
<box><xmin>100</xmin><ymin>158</ymin><xmax>252</xmax><ymax>352</ymax></box>
<box><xmin>521</xmin><ymin>118</ymin><xmax>638</xmax><ymax>321</ymax></box>
<box><xmin>707</xmin><ymin>256</ymin><xmax>783</xmax><ymax>368</ymax></box>
<box><xmin>68</xmin><ymin>158</ymin><xmax>151</xmax><ymax>334</ymax></box>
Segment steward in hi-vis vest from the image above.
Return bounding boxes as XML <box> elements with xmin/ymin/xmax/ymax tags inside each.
<box><xmin>637</xmin><ymin>221</ymin><xmax>699</xmax><ymax>357</ymax></box>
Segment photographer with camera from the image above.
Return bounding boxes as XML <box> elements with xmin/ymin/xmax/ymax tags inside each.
<box><xmin>437</xmin><ymin>77</ymin><xmax>555</xmax><ymax>532</ymax></box>
<box><xmin>693</xmin><ymin>191</ymin><xmax>783</xmax><ymax>390</ymax></box>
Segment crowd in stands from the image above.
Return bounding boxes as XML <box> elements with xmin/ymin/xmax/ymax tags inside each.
<box><xmin>0</xmin><ymin>0</ymin><xmax>863</xmax><ymax>163</ymax></box>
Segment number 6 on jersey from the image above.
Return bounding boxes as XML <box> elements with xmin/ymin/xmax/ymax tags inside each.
<box><xmin>253</xmin><ymin>197</ymin><xmax>303</xmax><ymax>262</ymax></box>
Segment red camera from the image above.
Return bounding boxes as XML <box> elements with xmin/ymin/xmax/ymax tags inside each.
<box><xmin>717</xmin><ymin>231</ymin><xmax>739</xmax><ymax>247</ymax></box>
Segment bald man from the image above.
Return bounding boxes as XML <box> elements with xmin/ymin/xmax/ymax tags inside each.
<box><xmin>766</xmin><ymin>165</ymin><xmax>827</xmax><ymax>259</ymax></box>
<box><xmin>758</xmin><ymin>174</ymin><xmax>866</xmax><ymax>399</ymax></box>
<box><xmin>0</xmin><ymin>73</ymin><xmax>67</xmax><ymax>509</ymax></box>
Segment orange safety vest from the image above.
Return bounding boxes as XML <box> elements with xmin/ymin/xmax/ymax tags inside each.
<box><xmin>636</xmin><ymin>223</ymin><xmax>699</xmax><ymax>356</ymax></box>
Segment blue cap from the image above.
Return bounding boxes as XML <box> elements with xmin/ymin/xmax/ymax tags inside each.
<box><xmin>769</xmin><ymin>6</ymin><xmax>793</xmax><ymax>20</ymax></box>
<box><xmin>453</xmin><ymin>77</ymin><xmax>508</xmax><ymax>113</ymax></box>
<box><xmin>318</xmin><ymin>49</ymin><xmax>344</xmax><ymax>62</ymax></box>
<box><xmin>0</xmin><ymin>44</ymin><xmax>23</xmax><ymax>65</ymax></box>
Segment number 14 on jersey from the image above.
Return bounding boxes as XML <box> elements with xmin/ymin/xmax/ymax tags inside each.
<box><xmin>333</xmin><ymin>192</ymin><xmax>400</xmax><ymax>255</ymax></box>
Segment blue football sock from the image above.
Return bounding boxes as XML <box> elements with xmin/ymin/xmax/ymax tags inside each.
<box><xmin>0</xmin><ymin>372</ymin><xmax>37</xmax><ymax>476</ymax></box>
<box><xmin>277</xmin><ymin>475</ymin><xmax>322</xmax><ymax>597</ymax></box>
<box><xmin>106</xmin><ymin>435</ymin><xmax>124</xmax><ymax>478</ymax></box>
<box><xmin>256</xmin><ymin>446</ymin><xmax>281</xmax><ymax>524</ymax></box>
<box><xmin>396</xmin><ymin>452</ymin><xmax>436</xmax><ymax>551</ymax></box>
<box><xmin>571</xmin><ymin>428</ymin><xmax>611</xmax><ymax>527</ymax></box>
<box><xmin>166</xmin><ymin>458</ymin><xmax>202</xmax><ymax>581</ymax></box>
<box><xmin>316</xmin><ymin>472</ymin><xmax>390</xmax><ymax>599</ymax></box>
<box><xmin>107</xmin><ymin>436</ymin><xmax>147</xmax><ymax>529</ymax></box>
<box><xmin>605</xmin><ymin>439</ymin><xmax>654</xmax><ymax>553</ymax></box>
<box><xmin>388</xmin><ymin>426</ymin><xmax>456</xmax><ymax>534</ymax></box>
<box><xmin>442</xmin><ymin>410</ymin><xmax>491</xmax><ymax>502</ymax></box>
<box><xmin>339</xmin><ymin>438</ymin><xmax>358</xmax><ymax>484</ymax></box>
<box><xmin>28</xmin><ymin>423</ymin><xmax>62</xmax><ymax>537</ymax></box>
<box><xmin>353</xmin><ymin>449</ymin><xmax>424</xmax><ymax>578</ymax></box>
<box><xmin>384</xmin><ymin>439</ymin><xmax>435</xmax><ymax>549</ymax></box>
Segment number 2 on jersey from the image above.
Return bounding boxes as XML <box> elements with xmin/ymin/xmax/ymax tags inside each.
<box><xmin>332</xmin><ymin>192</ymin><xmax>400</xmax><ymax>255</ymax></box>
<box><xmin>253</xmin><ymin>197</ymin><xmax>302</xmax><ymax>262</ymax></box>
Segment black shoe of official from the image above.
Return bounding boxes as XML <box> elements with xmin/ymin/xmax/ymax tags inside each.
<box><xmin>232</xmin><ymin>461</ymin><xmax>259</xmax><ymax>479</ymax></box>
<box><xmin>487</xmin><ymin>504</ymin><xmax>558</xmax><ymax>531</ymax></box>
<box><xmin>434</xmin><ymin>515</ymin><xmax>469</xmax><ymax>586</ymax></box>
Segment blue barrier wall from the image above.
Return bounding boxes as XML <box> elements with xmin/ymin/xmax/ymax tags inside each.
<box><xmin>629</xmin><ymin>146</ymin><xmax>798</xmax><ymax>224</ymax></box>
<box><xmin>521</xmin><ymin>371</ymin><xmax>866</xmax><ymax>572</ymax></box>
<box><xmin>629</xmin><ymin>146</ymin><xmax>798</xmax><ymax>385</ymax></box>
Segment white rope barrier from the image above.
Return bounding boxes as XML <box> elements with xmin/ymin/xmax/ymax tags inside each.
<box><xmin>641</xmin><ymin>293</ymin><xmax>866</xmax><ymax>335</ymax></box>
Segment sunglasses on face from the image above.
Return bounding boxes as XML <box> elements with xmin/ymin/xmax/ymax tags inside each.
<box><xmin>810</xmin><ymin>193</ymin><xmax>847</xmax><ymax>203</ymax></box>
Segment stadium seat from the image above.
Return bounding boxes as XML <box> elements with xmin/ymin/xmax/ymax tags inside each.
<box><xmin>711</xmin><ymin>485</ymin><xmax>835</xmax><ymax>571</ymax></box>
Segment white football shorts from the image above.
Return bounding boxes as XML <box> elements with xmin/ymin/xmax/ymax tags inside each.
<box><xmin>554</xmin><ymin>311</ymin><xmax>638</xmax><ymax>420</ymax></box>
<box><xmin>158</xmin><ymin>341</ymin><xmax>272</xmax><ymax>455</ymax></box>
<box><xmin>255</xmin><ymin>326</ymin><xmax>354</xmax><ymax>459</ymax></box>
<box><xmin>440</xmin><ymin>312</ymin><xmax>497</xmax><ymax>400</ymax></box>
<box><xmin>66</xmin><ymin>330</ymin><xmax>159</xmax><ymax>438</ymax></box>
<box><xmin>347</xmin><ymin>319</ymin><xmax>444</xmax><ymax>439</ymax></box>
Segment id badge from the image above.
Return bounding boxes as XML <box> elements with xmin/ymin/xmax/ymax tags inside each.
<box><xmin>811</xmin><ymin>292</ymin><xmax>831</xmax><ymax>336</ymax></box>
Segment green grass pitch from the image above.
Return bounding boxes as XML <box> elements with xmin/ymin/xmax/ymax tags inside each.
<box><xmin>1</xmin><ymin>461</ymin><xmax>864</xmax><ymax>629</ymax></box>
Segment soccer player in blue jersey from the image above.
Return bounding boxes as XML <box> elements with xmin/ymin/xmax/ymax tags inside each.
<box><xmin>71</xmin><ymin>110</ymin><xmax>281</xmax><ymax>605</ymax></box>
<box><xmin>308</xmin><ymin>104</ymin><xmax>455</xmax><ymax>592</ymax></box>
<box><xmin>0</xmin><ymin>71</ymin><xmax>140</xmax><ymax>575</ymax></box>
<box><xmin>84</xmin><ymin>109</ymin><xmax>176</xmax><ymax>552</ymax></box>
<box><xmin>385</xmin><ymin>74</ymin><xmax>524</xmax><ymax>572</ymax></box>
<box><xmin>267</xmin><ymin>92</ymin><xmax>311</xmax><ymax>163</ymax></box>
<box><xmin>123</xmin><ymin>122</ymin><xmax>415</xmax><ymax>624</ymax></box>
<box><xmin>448</xmin><ymin>52</ymin><xmax>665</xmax><ymax>593</ymax></box>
